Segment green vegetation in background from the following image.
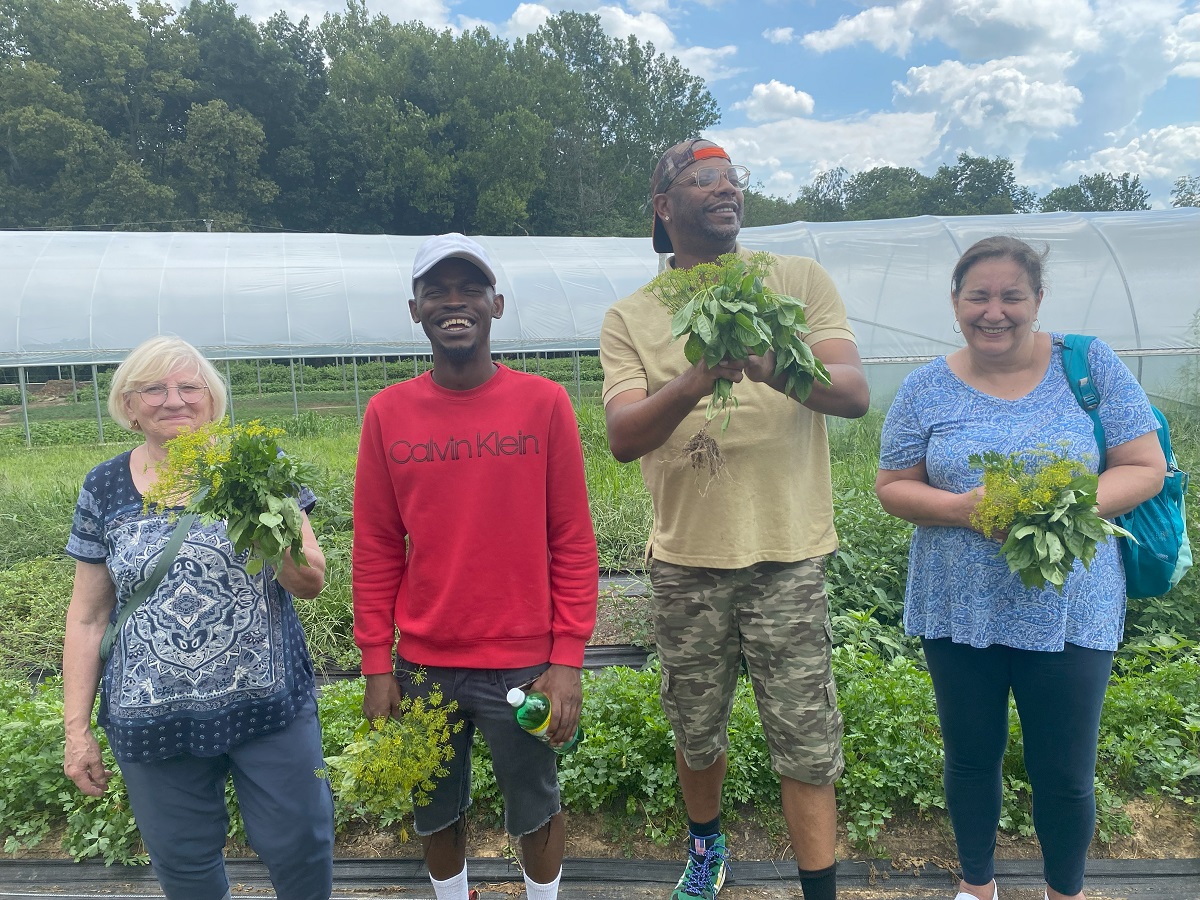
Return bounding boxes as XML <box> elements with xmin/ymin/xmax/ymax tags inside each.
<box><xmin>0</xmin><ymin>644</ymin><xmax>1194</xmax><ymax>864</ymax></box>
<box><xmin>0</xmin><ymin>403</ymin><xmax>1196</xmax><ymax>862</ymax></box>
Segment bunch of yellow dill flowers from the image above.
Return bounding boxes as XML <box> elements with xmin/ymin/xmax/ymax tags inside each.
<box><xmin>142</xmin><ymin>418</ymin><xmax>317</xmax><ymax>576</ymax></box>
<box><xmin>969</xmin><ymin>447</ymin><xmax>1131</xmax><ymax>593</ymax></box>
<box><xmin>326</xmin><ymin>675</ymin><xmax>463</xmax><ymax>835</ymax></box>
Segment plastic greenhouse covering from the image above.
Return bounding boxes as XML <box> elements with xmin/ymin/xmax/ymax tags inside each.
<box><xmin>3</xmin><ymin>209</ymin><xmax>1198</xmax><ymax>402</ymax></box>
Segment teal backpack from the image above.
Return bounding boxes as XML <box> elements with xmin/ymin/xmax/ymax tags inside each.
<box><xmin>1059</xmin><ymin>334</ymin><xmax>1191</xmax><ymax>599</ymax></box>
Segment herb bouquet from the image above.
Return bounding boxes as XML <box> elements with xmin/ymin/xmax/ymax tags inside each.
<box><xmin>969</xmin><ymin>448</ymin><xmax>1132</xmax><ymax>592</ymax></box>
<box><xmin>143</xmin><ymin>419</ymin><xmax>316</xmax><ymax>575</ymax></box>
<box><xmin>646</xmin><ymin>251</ymin><xmax>832</xmax><ymax>477</ymax></box>
<box><xmin>326</xmin><ymin>677</ymin><xmax>463</xmax><ymax>835</ymax></box>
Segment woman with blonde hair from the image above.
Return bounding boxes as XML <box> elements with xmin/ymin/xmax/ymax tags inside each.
<box><xmin>62</xmin><ymin>335</ymin><xmax>334</xmax><ymax>900</ymax></box>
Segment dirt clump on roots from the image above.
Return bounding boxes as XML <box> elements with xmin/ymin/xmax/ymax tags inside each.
<box><xmin>681</xmin><ymin>423</ymin><xmax>726</xmax><ymax>486</ymax></box>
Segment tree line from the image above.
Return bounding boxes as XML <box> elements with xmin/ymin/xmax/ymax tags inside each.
<box><xmin>2</xmin><ymin>0</ymin><xmax>1196</xmax><ymax>236</ymax></box>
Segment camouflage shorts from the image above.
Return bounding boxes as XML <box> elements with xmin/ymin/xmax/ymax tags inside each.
<box><xmin>650</xmin><ymin>556</ymin><xmax>844</xmax><ymax>785</ymax></box>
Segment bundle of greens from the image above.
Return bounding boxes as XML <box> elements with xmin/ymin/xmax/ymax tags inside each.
<box><xmin>969</xmin><ymin>447</ymin><xmax>1131</xmax><ymax>592</ymax></box>
<box><xmin>326</xmin><ymin>678</ymin><xmax>462</xmax><ymax>834</ymax></box>
<box><xmin>142</xmin><ymin>418</ymin><xmax>316</xmax><ymax>575</ymax></box>
<box><xmin>646</xmin><ymin>251</ymin><xmax>832</xmax><ymax>476</ymax></box>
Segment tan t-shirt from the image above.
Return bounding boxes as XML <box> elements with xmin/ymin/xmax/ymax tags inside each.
<box><xmin>600</xmin><ymin>247</ymin><xmax>857</xmax><ymax>568</ymax></box>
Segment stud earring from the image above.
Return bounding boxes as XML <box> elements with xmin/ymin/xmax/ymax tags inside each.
<box><xmin>662</xmin><ymin>215</ymin><xmax>670</xmax><ymax>221</ymax></box>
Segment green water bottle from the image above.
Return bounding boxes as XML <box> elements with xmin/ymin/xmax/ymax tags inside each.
<box><xmin>506</xmin><ymin>687</ymin><xmax>583</xmax><ymax>754</ymax></box>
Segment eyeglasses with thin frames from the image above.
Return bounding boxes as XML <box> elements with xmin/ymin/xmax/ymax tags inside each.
<box><xmin>668</xmin><ymin>165</ymin><xmax>751</xmax><ymax>191</ymax></box>
<box><xmin>133</xmin><ymin>383</ymin><xmax>210</xmax><ymax>406</ymax></box>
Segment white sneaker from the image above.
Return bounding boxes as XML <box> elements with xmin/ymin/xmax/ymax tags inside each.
<box><xmin>954</xmin><ymin>882</ymin><xmax>997</xmax><ymax>900</ymax></box>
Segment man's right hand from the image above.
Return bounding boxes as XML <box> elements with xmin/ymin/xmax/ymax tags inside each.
<box><xmin>362</xmin><ymin>672</ymin><xmax>403</xmax><ymax>723</ymax></box>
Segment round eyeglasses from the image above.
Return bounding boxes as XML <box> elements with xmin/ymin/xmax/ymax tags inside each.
<box><xmin>669</xmin><ymin>165</ymin><xmax>751</xmax><ymax>191</ymax></box>
<box><xmin>133</xmin><ymin>383</ymin><xmax>210</xmax><ymax>406</ymax></box>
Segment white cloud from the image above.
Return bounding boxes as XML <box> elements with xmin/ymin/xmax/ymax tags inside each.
<box><xmin>802</xmin><ymin>0</ymin><xmax>1100</xmax><ymax>61</ymax></box>
<box><xmin>733</xmin><ymin>81</ymin><xmax>815</xmax><ymax>122</ymax></box>
<box><xmin>763</xmin><ymin>26</ymin><xmax>795</xmax><ymax>44</ymax></box>
<box><xmin>673</xmin><ymin>44</ymin><xmax>743</xmax><ymax>83</ymax></box>
<box><xmin>1165</xmin><ymin>12</ymin><xmax>1200</xmax><ymax>78</ymax></box>
<box><xmin>896</xmin><ymin>54</ymin><xmax>1084</xmax><ymax>154</ymax></box>
<box><xmin>711</xmin><ymin>112</ymin><xmax>945</xmax><ymax>197</ymax></box>
<box><xmin>1083</xmin><ymin>125</ymin><xmax>1200</xmax><ymax>180</ymax></box>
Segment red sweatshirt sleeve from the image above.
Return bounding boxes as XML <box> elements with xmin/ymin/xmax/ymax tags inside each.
<box><xmin>352</xmin><ymin>399</ymin><xmax>406</xmax><ymax>675</ymax></box>
<box><xmin>545</xmin><ymin>388</ymin><xmax>599</xmax><ymax>667</ymax></box>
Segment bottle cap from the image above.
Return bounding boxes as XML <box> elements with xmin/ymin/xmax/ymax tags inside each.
<box><xmin>506</xmin><ymin>687</ymin><xmax>526</xmax><ymax>707</ymax></box>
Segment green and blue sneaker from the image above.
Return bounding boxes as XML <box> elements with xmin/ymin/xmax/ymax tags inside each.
<box><xmin>671</xmin><ymin>832</ymin><xmax>729</xmax><ymax>899</ymax></box>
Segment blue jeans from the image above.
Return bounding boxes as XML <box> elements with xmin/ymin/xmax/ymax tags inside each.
<box><xmin>922</xmin><ymin>639</ymin><xmax>1113</xmax><ymax>896</ymax></box>
<box><xmin>118</xmin><ymin>693</ymin><xmax>335</xmax><ymax>900</ymax></box>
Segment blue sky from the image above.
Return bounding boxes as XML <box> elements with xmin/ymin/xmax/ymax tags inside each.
<box><xmin>231</xmin><ymin>0</ymin><xmax>1199</xmax><ymax>207</ymax></box>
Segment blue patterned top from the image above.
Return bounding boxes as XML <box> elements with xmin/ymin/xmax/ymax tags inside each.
<box><xmin>879</xmin><ymin>335</ymin><xmax>1159</xmax><ymax>652</ymax></box>
<box><xmin>66</xmin><ymin>450</ymin><xmax>317</xmax><ymax>763</ymax></box>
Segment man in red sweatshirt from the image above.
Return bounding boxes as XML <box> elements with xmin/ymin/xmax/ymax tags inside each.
<box><xmin>352</xmin><ymin>233</ymin><xmax>599</xmax><ymax>900</ymax></box>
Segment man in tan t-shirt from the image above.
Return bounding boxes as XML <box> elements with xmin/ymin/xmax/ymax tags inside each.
<box><xmin>599</xmin><ymin>139</ymin><xmax>870</xmax><ymax>900</ymax></box>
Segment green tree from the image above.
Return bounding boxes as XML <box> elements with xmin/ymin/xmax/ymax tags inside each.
<box><xmin>518</xmin><ymin>11</ymin><xmax>719</xmax><ymax>236</ymax></box>
<box><xmin>1171</xmin><ymin>175</ymin><xmax>1200</xmax><ymax>208</ymax></box>
<box><xmin>315</xmin><ymin>8</ymin><xmax>546</xmax><ymax>233</ymax></box>
<box><xmin>844</xmin><ymin>166</ymin><xmax>933</xmax><ymax>220</ymax></box>
<box><xmin>796</xmin><ymin>167</ymin><xmax>849</xmax><ymax>221</ymax></box>
<box><xmin>4</xmin><ymin>0</ymin><xmax>196</xmax><ymax>166</ymax></box>
<box><xmin>180</xmin><ymin>1</ymin><xmax>327</xmax><ymax>229</ymax></box>
<box><xmin>741</xmin><ymin>188</ymin><xmax>805</xmax><ymax>227</ymax></box>
<box><xmin>1039</xmin><ymin>172</ymin><xmax>1151</xmax><ymax>212</ymax></box>
<box><xmin>170</xmin><ymin>99</ymin><xmax>277</xmax><ymax>229</ymax></box>
<box><xmin>926</xmin><ymin>153</ymin><xmax>1037</xmax><ymax>215</ymax></box>
<box><xmin>0</xmin><ymin>59</ymin><xmax>126</xmax><ymax>227</ymax></box>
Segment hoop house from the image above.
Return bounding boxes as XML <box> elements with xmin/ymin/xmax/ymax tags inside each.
<box><xmin>2</xmin><ymin>209</ymin><xmax>1197</xmax><ymax>443</ymax></box>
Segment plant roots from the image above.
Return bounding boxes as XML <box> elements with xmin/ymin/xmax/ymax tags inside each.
<box><xmin>681</xmin><ymin>424</ymin><xmax>725</xmax><ymax>485</ymax></box>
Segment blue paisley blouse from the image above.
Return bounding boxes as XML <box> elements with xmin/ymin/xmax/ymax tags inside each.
<box><xmin>66</xmin><ymin>450</ymin><xmax>317</xmax><ymax>763</ymax></box>
<box><xmin>879</xmin><ymin>335</ymin><xmax>1159</xmax><ymax>652</ymax></box>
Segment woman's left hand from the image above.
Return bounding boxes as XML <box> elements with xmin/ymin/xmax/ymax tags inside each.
<box><xmin>271</xmin><ymin>511</ymin><xmax>326</xmax><ymax>598</ymax></box>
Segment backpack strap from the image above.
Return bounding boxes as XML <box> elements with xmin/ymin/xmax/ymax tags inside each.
<box><xmin>99</xmin><ymin>512</ymin><xmax>196</xmax><ymax>663</ymax></box>
<box><xmin>1058</xmin><ymin>333</ymin><xmax>1107</xmax><ymax>470</ymax></box>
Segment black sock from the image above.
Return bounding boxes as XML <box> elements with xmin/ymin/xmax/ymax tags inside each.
<box><xmin>797</xmin><ymin>862</ymin><xmax>836</xmax><ymax>900</ymax></box>
<box><xmin>687</xmin><ymin>814</ymin><xmax>721</xmax><ymax>839</ymax></box>
<box><xmin>686</xmin><ymin>815</ymin><xmax>721</xmax><ymax>861</ymax></box>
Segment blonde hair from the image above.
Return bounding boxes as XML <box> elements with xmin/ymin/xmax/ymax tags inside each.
<box><xmin>107</xmin><ymin>336</ymin><xmax>227</xmax><ymax>431</ymax></box>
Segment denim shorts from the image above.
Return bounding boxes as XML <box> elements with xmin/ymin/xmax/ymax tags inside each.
<box><xmin>395</xmin><ymin>657</ymin><xmax>561</xmax><ymax>837</ymax></box>
<box><xmin>650</xmin><ymin>556</ymin><xmax>844</xmax><ymax>785</ymax></box>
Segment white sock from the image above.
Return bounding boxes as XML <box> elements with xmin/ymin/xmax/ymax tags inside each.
<box><xmin>523</xmin><ymin>866</ymin><xmax>562</xmax><ymax>899</ymax></box>
<box><xmin>429</xmin><ymin>865</ymin><xmax>470</xmax><ymax>900</ymax></box>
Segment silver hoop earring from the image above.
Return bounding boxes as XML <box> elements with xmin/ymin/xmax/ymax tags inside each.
<box><xmin>952</xmin><ymin>320</ymin><xmax>961</xmax><ymax>334</ymax></box>
<box><xmin>1032</xmin><ymin>319</ymin><xmax>1041</xmax><ymax>332</ymax></box>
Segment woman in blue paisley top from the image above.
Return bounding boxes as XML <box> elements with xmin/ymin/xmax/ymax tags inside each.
<box><xmin>62</xmin><ymin>336</ymin><xmax>334</xmax><ymax>900</ymax></box>
<box><xmin>875</xmin><ymin>237</ymin><xmax>1166</xmax><ymax>900</ymax></box>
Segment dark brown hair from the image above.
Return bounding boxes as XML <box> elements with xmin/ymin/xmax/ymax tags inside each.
<box><xmin>951</xmin><ymin>236</ymin><xmax>1049</xmax><ymax>297</ymax></box>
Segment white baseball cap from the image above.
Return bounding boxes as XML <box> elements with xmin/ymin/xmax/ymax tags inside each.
<box><xmin>411</xmin><ymin>233</ymin><xmax>497</xmax><ymax>289</ymax></box>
